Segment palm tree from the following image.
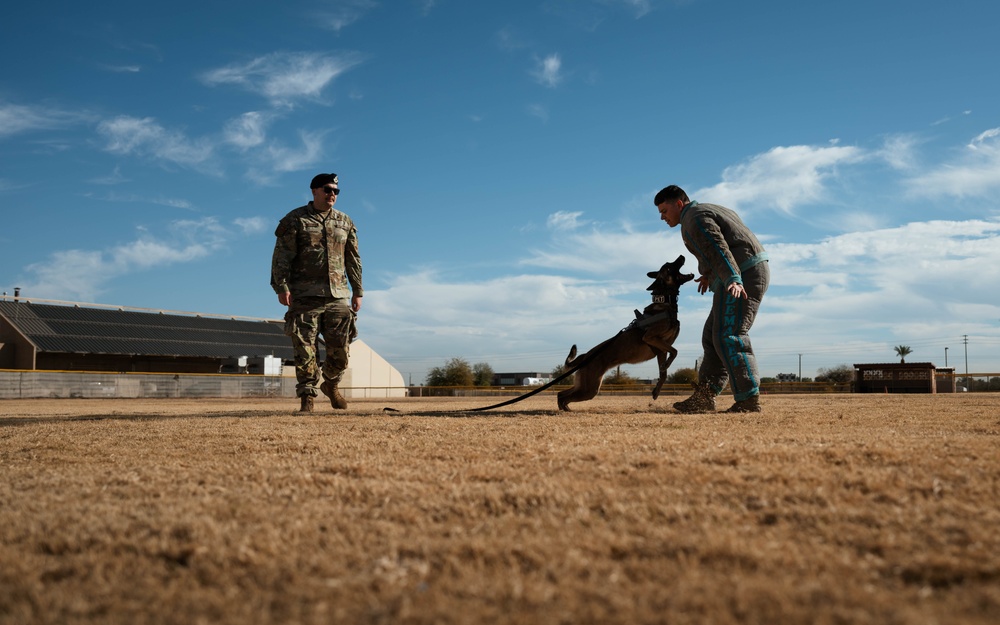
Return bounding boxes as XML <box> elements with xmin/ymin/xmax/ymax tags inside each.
<box><xmin>894</xmin><ymin>345</ymin><xmax>913</xmax><ymax>363</ymax></box>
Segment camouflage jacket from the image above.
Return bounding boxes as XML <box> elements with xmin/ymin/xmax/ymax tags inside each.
<box><xmin>679</xmin><ymin>201</ymin><xmax>768</xmax><ymax>293</ymax></box>
<box><xmin>270</xmin><ymin>202</ymin><xmax>363</xmax><ymax>299</ymax></box>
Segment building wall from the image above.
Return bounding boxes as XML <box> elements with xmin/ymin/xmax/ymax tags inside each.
<box><xmin>0</xmin><ymin>317</ymin><xmax>36</xmax><ymax>369</ymax></box>
<box><xmin>854</xmin><ymin>363</ymin><xmax>937</xmax><ymax>394</ymax></box>
<box><xmin>36</xmin><ymin>352</ymin><xmax>222</xmax><ymax>374</ymax></box>
<box><xmin>342</xmin><ymin>339</ymin><xmax>406</xmax><ymax>398</ymax></box>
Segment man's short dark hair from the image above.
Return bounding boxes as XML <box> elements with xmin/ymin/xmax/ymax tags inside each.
<box><xmin>653</xmin><ymin>185</ymin><xmax>689</xmax><ymax>206</ymax></box>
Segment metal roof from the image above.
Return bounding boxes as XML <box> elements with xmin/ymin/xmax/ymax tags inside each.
<box><xmin>0</xmin><ymin>301</ymin><xmax>293</xmax><ymax>359</ymax></box>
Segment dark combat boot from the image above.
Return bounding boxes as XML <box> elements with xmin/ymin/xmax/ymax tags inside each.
<box><xmin>726</xmin><ymin>394</ymin><xmax>762</xmax><ymax>413</ymax></box>
<box><xmin>673</xmin><ymin>382</ymin><xmax>717</xmax><ymax>413</ymax></box>
<box><xmin>299</xmin><ymin>395</ymin><xmax>315</xmax><ymax>413</ymax></box>
<box><xmin>320</xmin><ymin>380</ymin><xmax>348</xmax><ymax>409</ymax></box>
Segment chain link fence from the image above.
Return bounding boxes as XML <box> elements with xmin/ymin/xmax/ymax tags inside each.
<box><xmin>2</xmin><ymin>371</ymin><xmax>996</xmax><ymax>401</ymax></box>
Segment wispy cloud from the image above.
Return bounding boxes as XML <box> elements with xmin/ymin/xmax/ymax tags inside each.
<box><xmin>246</xmin><ymin>130</ymin><xmax>328</xmax><ymax>182</ymax></box>
<box><xmin>18</xmin><ymin>217</ymin><xmax>260</xmax><ymax>301</ymax></box>
<box><xmin>223</xmin><ymin>111</ymin><xmax>271</xmax><ymax>150</ymax></box>
<box><xmin>97</xmin><ymin>116</ymin><xmax>215</xmax><ymax>168</ymax></box>
<box><xmin>547</xmin><ymin>210</ymin><xmax>587</xmax><ymax>231</ymax></box>
<box><xmin>0</xmin><ymin>102</ymin><xmax>90</xmax><ymax>138</ymax></box>
<box><xmin>907</xmin><ymin>128</ymin><xmax>1000</xmax><ymax>198</ymax></box>
<box><xmin>526</xmin><ymin>103</ymin><xmax>549</xmax><ymax>122</ymax></box>
<box><xmin>531</xmin><ymin>54</ymin><xmax>563</xmax><ymax>87</ymax></box>
<box><xmin>496</xmin><ymin>26</ymin><xmax>530</xmax><ymax>51</ymax></box>
<box><xmin>82</xmin><ymin>190</ymin><xmax>194</xmax><ymax>210</ymax></box>
<box><xmin>599</xmin><ymin>0</ymin><xmax>654</xmax><ymax>18</ymax></box>
<box><xmin>201</xmin><ymin>51</ymin><xmax>364</xmax><ymax>106</ymax></box>
<box><xmin>100</xmin><ymin>64</ymin><xmax>142</xmax><ymax>73</ymax></box>
<box><xmin>234</xmin><ymin>217</ymin><xmax>269</xmax><ymax>234</ymax></box>
<box><xmin>318</xmin><ymin>0</ymin><xmax>378</xmax><ymax>32</ymax></box>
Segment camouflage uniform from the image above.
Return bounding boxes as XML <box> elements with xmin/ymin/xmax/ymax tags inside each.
<box><xmin>271</xmin><ymin>202</ymin><xmax>362</xmax><ymax>398</ymax></box>
<box><xmin>679</xmin><ymin>201</ymin><xmax>769</xmax><ymax>402</ymax></box>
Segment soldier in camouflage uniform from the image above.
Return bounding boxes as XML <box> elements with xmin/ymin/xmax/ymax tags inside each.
<box><xmin>654</xmin><ymin>185</ymin><xmax>769</xmax><ymax>414</ymax></box>
<box><xmin>271</xmin><ymin>173</ymin><xmax>363</xmax><ymax>412</ymax></box>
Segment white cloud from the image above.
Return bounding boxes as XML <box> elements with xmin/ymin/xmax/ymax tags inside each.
<box><xmin>531</xmin><ymin>54</ymin><xmax>563</xmax><ymax>88</ymax></box>
<box><xmin>101</xmin><ymin>64</ymin><xmax>142</xmax><ymax>73</ymax></box>
<box><xmin>695</xmin><ymin>144</ymin><xmax>867</xmax><ymax>215</ymax></box>
<box><xmin>83</xmin><ymin>190</ymin><xmax>193</xmax><ymax>210</ymax></box>
<box><xmin>907</xmin><ymin>127</ymin><xmax>1000</xmax><ymax>198</ymax></box>
<box><xmin>877</xmin><ymin>134</ymin><xmax>921</xmax><ymax>171</ymax></box>
<box><xmin>223</xmin><ymin>112</ymin><xmax>270</xmax><ymax>150</ymax></box>
<box><xmin>969</xmin><ymin>128</ymin><xmax>999</xmax><ymax>147</ymax></box>
<box><xmin>526</xmin><ymin>226</ymin><xmax>674</xmax><ymax>276</ymax></box>
<box><xmin>89</xmin><ymin>166</ymin><xmax>128</xmax><ymax>185</ymax></box>
<box><xmin>244</xmin><ymin>130</ymin><xmax>327</xmax><ymax>183</ymax></box>
<box><xmin>363</xmin><ymin>215</ymin><xmax>1000</xmax><ymax>383</ymax></box>
<box><xmin>0</xmin><ymin>102</ymin><xmax>90</xmax><ymax>138</ymax></box>
<box><xmin>201</xmin><ymin>51</ymin><xmax>364</xmax><ymax>106</ymax></box>
<box><xmin>18</xmin><ymin>217</ymin><xmax>250</xmax><ymax>301</ymax></box>
<box><xmin>234</xmin><ymin>217</ymin><xmax>269</xmax><ymax>234</ymax></box>
<box><xmin>319</xmin><ymin>0</ymin><xmax>378</xmax><ymax>32</ymax></box>
<box><xmin>546</xmin><ymin>210</ymin><xmax>586</xmax><ymax>231</ymax></box>
<box><xmin>97</xmin><ymin>116</ymin><xmax>214</xmax><ymax>168</ymax></box>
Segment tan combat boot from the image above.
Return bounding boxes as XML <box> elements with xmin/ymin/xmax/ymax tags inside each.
<box><xmin>299</xmin><ymin>395</ymin><xmax>315</xmax><ymax>413</ymax></box>
<box><xmin>320</xmin><ymin>380</ymin><xmax>348</xmax><ymax>409</ymax></box>
<box><xmin>726</xmin><ymin>394</ymin><xmax>762</xmax><ymax>413</ymax></box>
<box><xmin>673</xmin><ymin>382</ymin><xmax>717</xmax><ymax>413</ymax></box>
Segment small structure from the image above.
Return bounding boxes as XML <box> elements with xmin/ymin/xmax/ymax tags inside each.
<box><xmin>853</xmin><ymin>362</ymin><xmax>938</xmax><ymax>394</ymax></box>
<box><xmin>935</xmin><ymin>367</ymin><xmax>958</xmax><ymax>393</ymax></box>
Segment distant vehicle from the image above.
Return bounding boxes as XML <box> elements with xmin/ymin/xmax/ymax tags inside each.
<box><xmin>522</xmin><ymin>377</ymin><xmax>553</xmax><ymax>386</ymax></box>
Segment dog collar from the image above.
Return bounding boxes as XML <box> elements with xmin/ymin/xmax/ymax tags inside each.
<box><xmin>651</xmin><ymin>294</ymin><xmax>678</xmax><ymax>305</ymax></box>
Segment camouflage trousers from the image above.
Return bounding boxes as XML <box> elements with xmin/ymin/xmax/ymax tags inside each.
<box><xmin>284</xmin><ymin>297</ymin><xmax>356</xmax><ymax>398</ymax></box>
<box><xmin>699</xmin><ymin>262</ymin><xmax>769</xmax><ymax>402</ymax></box>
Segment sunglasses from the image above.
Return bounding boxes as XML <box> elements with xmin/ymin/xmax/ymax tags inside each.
<box><xmin>320</xmin><ymin>186</ymin><xmax>339</xmax><ymax>195</ymax></box>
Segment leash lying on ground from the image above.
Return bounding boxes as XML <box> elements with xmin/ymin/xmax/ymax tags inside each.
<box><xmin>383</xmin><ymin>323</ymin><xmax>635</xmax><ymax>414</ymax></box>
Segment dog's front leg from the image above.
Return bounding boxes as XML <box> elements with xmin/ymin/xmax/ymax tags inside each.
<box><xmin>651</xmin><ymin>347</ymin><xmax>678</xmax><ymax>400</ymax></box>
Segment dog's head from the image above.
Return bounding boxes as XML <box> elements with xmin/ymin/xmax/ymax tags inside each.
<box><xmin>647</xmin><ymin>255</ymin><xmax>695</xmax><ymax>293</ymax></box>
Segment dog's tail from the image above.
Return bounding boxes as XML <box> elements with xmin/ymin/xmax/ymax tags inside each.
<box><xmin>564</xmin><ymin>344</ymin><xmax>579</xmax><ymax>367</ymax></box>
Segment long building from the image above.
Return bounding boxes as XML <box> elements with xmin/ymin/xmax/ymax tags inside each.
<box><xmin>0</xmin><ymin>298</ymin><xmax>404</xmax><ymax>398</ymax></box>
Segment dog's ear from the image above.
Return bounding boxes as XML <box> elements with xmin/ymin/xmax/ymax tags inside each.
<box><xmin>647</xmin><ymin>271</ymin><xmax>658</xmax><ymax>279</ymax></box>
<box><xmin>675</xmin><ymin>254</ymin><xmax>685</xmax><ymax>266</ymax></box>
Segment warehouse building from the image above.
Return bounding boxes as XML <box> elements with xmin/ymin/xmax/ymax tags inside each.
<box><xmin>0</xmin><ymin>299</ymin><xmax>404</xmax><ymax>398</ymax></box>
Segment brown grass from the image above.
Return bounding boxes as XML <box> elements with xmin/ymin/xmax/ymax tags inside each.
<box><xmin>1</xmin><ymin>393</ymin><xmax>999</xmax><ymax>625</ymax></box>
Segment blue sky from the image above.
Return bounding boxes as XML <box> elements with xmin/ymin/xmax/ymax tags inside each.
<box><xmin>3</xmin><ymin>0</ymin><xmax>999</xmax><ymax>383</ymax></box>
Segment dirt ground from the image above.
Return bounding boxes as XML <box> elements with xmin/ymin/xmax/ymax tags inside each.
<box><xmin>1</xmin><ymin>393</ymin><xmax>999</xmax><ymax>625</ymax></box>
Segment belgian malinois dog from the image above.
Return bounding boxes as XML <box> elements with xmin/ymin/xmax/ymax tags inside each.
<box><xmin>557</xmin><ymin>255</ymin><xmax>694</xmax><ymax>411</ymax></box>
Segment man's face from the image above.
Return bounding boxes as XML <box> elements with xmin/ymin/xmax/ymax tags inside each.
<box><xmin>657</xmin><ymin>199</ymin><xmax>683</xmax><ymax>228</ymax></box>
<box><xmin>311</xmin><ymin>184</ymin><xmax>339</xmax><ymax>211</ymax></box>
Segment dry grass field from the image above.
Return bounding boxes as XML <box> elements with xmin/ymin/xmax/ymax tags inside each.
<box><xmin>1</xmin><ymin>393</ymin><xmax>998</xmax><ymax>625</ymax></box>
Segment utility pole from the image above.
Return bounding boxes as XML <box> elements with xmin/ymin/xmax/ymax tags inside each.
<box><xmin>944</xmin><ymin>347</ymin><xmax>948</xmax><ymax>367</ymax></box>
<box><xmin>963</xmin><ymin>335</ymin><xmax>969</xmax><ymax>390</ymax></box>
<box><xmin>798</xmin><ymin>354</ymin><xmax>802</xmax><ymax>382</ymax></box>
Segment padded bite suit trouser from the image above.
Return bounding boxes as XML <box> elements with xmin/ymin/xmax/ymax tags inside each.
<box><xmin>284</xmin><ymin>297</ymin><xmax>355</xmax><ymax>398</ymax></box>
<box><xmin>699</xmin><ymin>262</ymin><xmax>769</xmax><ymax>402</ymax></box>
